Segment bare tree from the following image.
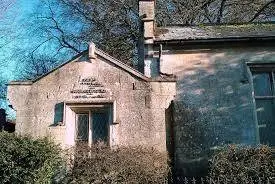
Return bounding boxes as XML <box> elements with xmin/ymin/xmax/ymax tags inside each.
<box><xmin>0</xmin><ymin>0</ymin><xmax>16</xmax><ymax>42</ymax></box>
<box><xmin>0</xmin><ymin>0</ymin><xmax>15</xmax><ymax>18</ymax></box>
<box><xmin>10</xmin><ymin>0</ymin><xmax>274</xmax><ymax>79</ymax></box>
<box><xmin>0</xmin><ymin>0</ymin><xmax>18</xmax><ymax>69</ymax></box>
<box><xmin>157</xmin><ymin>0</ymin><xmax>275</xmax><ymax>25</ymax></box>
<box><xmin>28</xmin><ymin>0</ymin><xmax>140</xmax><ymax>66</ymax></box>
<box><xmin>19</xmin><ymin>54</ymin><xmax>59</xmax><ymax>80</ymax></box>
<box><xmin>32</xmin><ymin>0</ymin><xmax>274</xmax><ymax>66</ymax></box>
<box><xmin>0</xmin><ymin>77</ymin><xmax>7</xmax><ymax>99</ymax></box>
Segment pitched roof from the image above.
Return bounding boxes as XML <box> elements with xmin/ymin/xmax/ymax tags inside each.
<box><xmin>94</xmin><ymin>48</ymin><xmax>149</xmax><ymax>81</ymax></box>
<box><xmin>95</xmin><ymin>48</ymin><xmax>176</xmax><ymax>82</ymax></box>
<box><xmin>154</xmin><ymin>23</ymin><xmax>275</xmax><ymax>42</ymax></box>
<box><xmin>8</xmin><ymin>47</ymin><xmax>176</xmax><ymax>85</ymax></box>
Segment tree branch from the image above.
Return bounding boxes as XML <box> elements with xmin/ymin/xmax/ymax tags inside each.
<box><xmin>249</xmin><ymin>0</ymin><xmax>275</xmax><ymax>22</ymax></box>
<box><xmin>217</xmin><ymin>0</ymin><xmax>226</xmax><ymax>23</ymax></box>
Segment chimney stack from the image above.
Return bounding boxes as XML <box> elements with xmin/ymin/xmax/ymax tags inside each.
<box><xmin>89</xmin><ymin>42</ymin><xmax>96</xmax><ymax>60</ymax></box>
<box><xmin>138</xmin><ymin>0</ymin><xmax>157</xmax><ymax>78</ymax></box>
<box><xmin>139</xmin><ymin>0</ymin><xmax>155</xmax><ymax>43</ymax></box>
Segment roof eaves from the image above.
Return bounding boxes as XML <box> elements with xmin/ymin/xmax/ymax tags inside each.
<box><xmin>154</xmin><ymin>36</ymin><xmax>275</xmax><ymax>44</ymax></box>
<box><xmin>8</xmin><ymin>81</ymin><xmax>33</xmax><ymax>85</ymax></box>
<box><xmin>94</xmin><ymin>48</ymin><xmax>150</xmax><ymax>81</ymax></box>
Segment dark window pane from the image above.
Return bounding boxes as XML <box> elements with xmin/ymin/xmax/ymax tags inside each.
<box><xmin>256</xmin><ymin>99</ymin><xmax>275</xmax><ymax>146</ymax></box>
<box><xmin>54</xmin><ymin>102</ymin><xmax>64</xmax><ymax>125</ymax></box>
<box><xmin>92</xmin><ymin>112</ymin><xmax>108</xmax><ymax>143</ymax></box>
<box><xmin>252</xmin><ymin>72</ymin><xmax>273</xmax><ymax>96</ymax></box>
<box><xmin>76</xmin><ymin>114</ymin><xmax>89</xmax><ymax>141</ymax></box>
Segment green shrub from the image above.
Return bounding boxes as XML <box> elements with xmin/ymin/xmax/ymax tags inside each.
<box><xmin>0</xmin><ymin>132</ymin><xmax>63</xmax><ymax>184</ymax></box>
<box><xmin>209</xmin><ymin>145</ymin><xmax>275</xmax><ymax>183</ymax></box>
<box><xmin>63</xmin><ymin>142</ymin><xmax>170</xmax><ymax>184</ymax></box>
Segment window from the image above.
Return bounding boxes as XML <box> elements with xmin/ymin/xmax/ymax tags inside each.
<box><xmin>76</xmin><ymin>113</ymin><xmax>89</xmax><ymax>141</ymax></box>
<box><xmin>250</xmin><ymin>64</ymin><xmax>275</xmax><ymax>146</ymax></box>
<box><xmin>75</xmin><ymin>110</ymin><xmax>109</xmax><ymax>145</ymax></box>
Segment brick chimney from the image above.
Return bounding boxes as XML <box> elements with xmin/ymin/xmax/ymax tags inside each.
<box><xmin>138</xmin><ymin>0</ymin><xmax>157</xmax><ymax>78</ymax></box>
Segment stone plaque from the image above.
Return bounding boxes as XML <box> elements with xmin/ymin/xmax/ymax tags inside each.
<box><xmin>71</xmin><ymin>77</ymin><xmax>107</xmax><ymax>99</ymax></box>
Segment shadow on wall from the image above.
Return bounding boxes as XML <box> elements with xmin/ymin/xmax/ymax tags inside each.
<box><xmin>0</xmin><ymin>108</ymin><xmax>15</xmax><ymax>133</ymax></box>
<box><xmin>166</xmin><ymin>101</ymin><xmax>211</xmax><ymax>178</ymax></box>
<box><xmin>173</xmin><ymin>101</ymin><xmax>213</xmax><ymax>177</ymax></box>
<box><xmin>165</xmin><ymin>102</ymin><xmax>174</xmax><ymax>167</ymax></box>
<box><xmin>170</xmin><ymin>48</ymin><xmax>275</xmax><ymax>177</ymax></box>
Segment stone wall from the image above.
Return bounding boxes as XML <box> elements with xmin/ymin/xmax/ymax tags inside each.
<box><xmin>159</xmin><ymin>45</ymin><xmax>275</xmax><ymax>176</ymax></box>
<box><xmin>8</xmin><ymin>52</ymin><xmax>176</xmax><ymax>152</ymax></box>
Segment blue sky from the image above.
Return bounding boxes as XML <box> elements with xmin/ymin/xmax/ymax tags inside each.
<box><xmin>0</xmin><ymin>0</ymin><xmax>80</xmax><ymax>112</ymax></box>
<box><xmin>0</xmin><ymin>0</ymin><xmax>40</xmax><ymax>80</ymax></box>
<box><xmin>0</xmin><ymin>0</ymin><xmax>84</xmax><ymax>82</ymax></box>
<box><xmin>0</xmin><ymin>0</ymin><xmax>40</xmax><ymax>113</ymax></box>
<box><xmin>1</xmin><ymin>0</ymin><xmax>274</xmax><ymax>83</ymax></box>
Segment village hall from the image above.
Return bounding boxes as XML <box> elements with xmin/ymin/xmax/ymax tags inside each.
<box><xmin>6</xmin><ymin>0</ymin><xmax>275</xmax><ymax>176</ymax></box>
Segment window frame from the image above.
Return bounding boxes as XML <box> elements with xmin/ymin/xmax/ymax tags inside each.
<box><xmin>251</xmin><ymin>69</ymin><xmax>275</xmax><ymax>99</ymax></box>
<box><xmin>75</xmin><ymin>112</ymin><xmax>90</xmax><ymax>142</ymax></box>
<box><xmin>74</xmin><ymin>108</ymin><xmax>111</xmax><ymax>146</ymax></box>
<box><xmin>248</xmin><ymin>63</ymin><xmax>275</xmax><ymax>147</ymax></box>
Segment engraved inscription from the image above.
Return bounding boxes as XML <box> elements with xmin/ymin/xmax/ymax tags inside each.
<box><xmin>71</xmin><ymin>77</ymin><xmax>107</xmax><ymax>99</ymax></box>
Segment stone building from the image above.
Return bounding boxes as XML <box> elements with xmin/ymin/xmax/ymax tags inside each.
<box><xmin>7</xmin><ymin>0</ymin><xmax>275</xmax><ymax>176</ymax></box>
<box><xmin>138</xmin><ymin>0</ymin><xmax>275</xmax><ymax>176</ymax></box>
<box><xmin>7</xmin><ymin>43</ymin><xmax>176</xmax><ymax>152</ymax></box>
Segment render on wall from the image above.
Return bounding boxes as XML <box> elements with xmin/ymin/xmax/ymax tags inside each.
<box><xmin>159</xmin><ymin>44</ymin><xmax>275</xmax><ymax>176</ymax></box>
<box><xmin>138</xmin><ymin>0</ymin><xmax>275</xmax><ymax>176</ymax></box>
<box><xmin>7</xmin><ymin>46</ymin><xmax>176</xmax><ymax>151</ymax></box>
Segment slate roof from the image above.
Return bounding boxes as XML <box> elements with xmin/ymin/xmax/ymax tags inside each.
<box><xmin>154</xmin><ymin>23</ymin><xmax>275</xmax><ymax>42</ymax></box>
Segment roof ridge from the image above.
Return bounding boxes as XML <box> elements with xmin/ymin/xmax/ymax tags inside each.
<box><xmin>159</xmin><ymin>21</ymin><xmax>275</xmax><ymax>28</ymax></box>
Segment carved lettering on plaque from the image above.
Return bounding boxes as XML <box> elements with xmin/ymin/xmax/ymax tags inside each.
<box><xmin>71</xmin><ymin>77</ymin><xmax>107</xmax><ymax>99</ymax></box>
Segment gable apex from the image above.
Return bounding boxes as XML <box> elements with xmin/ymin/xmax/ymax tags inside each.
<box><xmin>94</xmin><ymin>48</ymin><xmax>149</xmax><ymax>81</ymax></box>
<box><xmin>8</xmin><ymin>44</ymin><xmax>153</xmax><ymax>85</ymax></box>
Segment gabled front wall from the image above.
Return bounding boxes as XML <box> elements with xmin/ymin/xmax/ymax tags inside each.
<box><xmin>8</xmin><ymin>53</ymin><xmax>175</xmax><ymax>151</ymax></box>
<box><xmin>159</xmin><ymin>43</ymin><xmax>275</xmax><ymax>175</ymax></box>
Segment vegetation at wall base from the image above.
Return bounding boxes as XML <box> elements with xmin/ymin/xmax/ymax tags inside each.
<box><xmin>3</xmin><ymin>132</ymin><xmax>274</xmax><ymax>184</ymax></box>
<box><xmin>0</xmin><ymin>132</ymin><xmax>170</xmax><ymax>183</ymax></box>
<box><xmin>170</xmin><ymin>176</ymin><xmax>275</xmax><ymax>184</ymax></box>
<box><xmin>209</xmin><ymin>144</ymin><xmax>275</xmax><ymax>183</ymax></box>
<box><xmin>0</xmin><ymin>132</ymin><xmax>63</xmax><ymax>184</ymax></box>
<box><xmin>62</xmin><ymin>142</ymin><xmax>170</xmax><ymax>184</ymax></box>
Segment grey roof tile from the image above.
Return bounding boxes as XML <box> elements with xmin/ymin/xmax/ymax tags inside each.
<box><xmin>154</xmin><ymin>23</ymin><xmax>275</xmax><ymax>41</ymax></box>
